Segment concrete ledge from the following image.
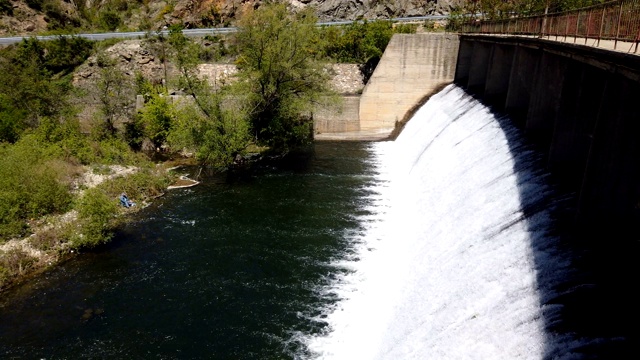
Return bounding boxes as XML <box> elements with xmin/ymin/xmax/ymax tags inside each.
<box><xmin>314</xmin><ymin>128</ymin><xmax>394</xmax><ymax>141</ymax></box>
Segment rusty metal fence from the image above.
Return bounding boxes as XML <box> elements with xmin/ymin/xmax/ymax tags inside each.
<box><xmin>459</xmin><ymin>0</ymin><xmax>640</xmax><ymax>52</ymax></box>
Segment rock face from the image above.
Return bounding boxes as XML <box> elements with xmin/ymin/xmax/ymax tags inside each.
<box><xmin>299</xmin><ymin>0</ymin><xmax>453</xmax><ymax>21</ymax></box>
<box><xmin>0</xmin><ymin>0</ymin><xmax>460</xmax><ymax>36</ymax></box>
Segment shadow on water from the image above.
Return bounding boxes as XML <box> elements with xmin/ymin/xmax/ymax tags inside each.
<box><xmin>472</xmin><ymin>94</ymin><xmax>640</xmax><ymax>358</ymax></box>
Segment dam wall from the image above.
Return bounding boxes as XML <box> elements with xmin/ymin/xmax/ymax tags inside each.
<box><xmin>454</xmin><ymin>35</ymin><xmax>640</xmax><ymax>226</ymax></box>
<box><xmin>313</xmin><ymin>95</ymin><xmax>361</xmax><ymax>135</ymax></box>
<box><xmin>358</xmin><ymin>33</ymin><xmax>459</xmax><ymax>133</ymax></box>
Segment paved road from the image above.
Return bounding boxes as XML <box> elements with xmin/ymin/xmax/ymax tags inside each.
<box><xmin>0</xmin><ymin>15</ymin><xmax>448</xmax><ymax>45</ymax></box>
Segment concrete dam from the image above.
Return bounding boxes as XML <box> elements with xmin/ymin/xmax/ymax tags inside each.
<box><xmin>317</xmin><ymin>32</ymin><xmax>640</xmax><ymax>356</ymax></box>
<box><xmin>332</xmin><ymin>32</ymin><xmax>640</xmax><ymax>230</ymax></box>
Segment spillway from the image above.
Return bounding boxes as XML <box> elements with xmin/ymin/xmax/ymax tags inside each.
<box><xmin>308</xmin><ymin>84</ymin><xmax>586</xmax><ymax>359</ymax></box>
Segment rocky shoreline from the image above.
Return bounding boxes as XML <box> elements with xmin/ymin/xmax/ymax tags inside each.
<box><xmin>0</xmin><ymin>164</ymin><xmax>181</xmax><ymax>294</ymax></box>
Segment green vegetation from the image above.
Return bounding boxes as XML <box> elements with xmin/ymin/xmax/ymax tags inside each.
<box><xmin>136</xmin><ymin>26</ymin><xmax>252</xmax><ymax>167</ymax></box>
<box><xmin>0</xmin><ymin>0</ymin><xmax>13</xmax><ymax>16</ymax></box>
<box><xmin>0</xmin><ymin>2</ymin><xmax>422</xmax><ymax>291</ymax></box>
<box><xmin>320</xmin><ymin>20</ymin><xmax>396</xmax><ymax>63</ymax></box>
<box><xmin>0</xmin><ymin>36</ymin><xmax>93</xmax><ymax>143</ymax></box>
<box><xmin>235</xmin><ymin>3</ymin><xmax>336</xmax><ymax>152</ymax></box>
<box><xmin>318</xmin><ymin>19</ymin><xmax>417</xmax><ymax>83</ymax></box>
<box><xmin>0</xmin><ymin>33</ymin><xmax>175</xmax><ymax>287</ymax></box>
<box><xmin>0</xmin><ymin>136</ymin><xmax>72</xmax><ymax>239</ymax></box>
<box><xmin>94</xmin><ymin>52</ymin><xmax>134</xmax><ymax>139</ymax></box>
<box><xmin>72</xmin><ymin>187</ymin><xmax>119</xmax><ymax>248</ymax></box>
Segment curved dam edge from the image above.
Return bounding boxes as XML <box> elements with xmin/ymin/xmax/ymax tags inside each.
<box><xmin>314</xmin><ymin>33</ymin><xmax>460</xmax><ymax>141</ymax></box>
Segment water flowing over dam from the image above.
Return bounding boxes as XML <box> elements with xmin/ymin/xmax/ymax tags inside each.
<box><xmin>308</xmin><ymin>84</ymin><xmax>624</xmax><ymax>359</ymax></box>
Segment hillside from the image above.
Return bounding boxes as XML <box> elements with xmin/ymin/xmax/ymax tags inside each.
<box><xmin>0</xmin><ymin>0</ymin><xmax>458</xmax><ymax>36</ymax></box>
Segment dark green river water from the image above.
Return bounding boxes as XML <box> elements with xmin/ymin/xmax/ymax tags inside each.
<box><xmin>0</xmin><ymin>142</ymin><xmax>380</xmax><ymax>359</ymax></box>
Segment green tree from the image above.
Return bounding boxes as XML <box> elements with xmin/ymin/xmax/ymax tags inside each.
<box><xmin>234</xmin><ymin>2</ymin><xmax>336</xmax><ymax>151</ymax></box>
<box><xmin>98</xmin><ymin>9</ymin><xmax>122</xmax><ymax>31</ymax></box>
<box><xmin>320</xmin><ymin>20</ymin><xmax>395</xmax><ymax>63</ymax></box>
<box><xmin>165</xmin><ymin>26</ymin><xmax>250</xmax><ymax>167</ymax></box>
<box><xmin>0</xmin><ymin>94</ymin><xmax>27</xmax><ymax>143</ymax></box>
<box><xmin>169</xmin><ymin>86</ymin><xmax>250</xmax><ymax>167</ymax></box>
<box><xmin>143</xmin><ymin>31</ymin><xmax>170</xmax><ymax>90</ymax></box>
<box><xmin>44</xmin><ymin>36</ymin><xmax>94</xmax><ymax>75</ymax></box>
<box><xmin>0</xmin><ymin>136</ymin><xmax>72</xmax><ymax>239</ymax></box>
<box><xmin>0</xmin><ymin>38</ymin><xmax>73</xmax><ymax>138</ymax></box>
<box><xmin>138</xmin><ymin>92</ymin><xmax>174</xmax><ymax>149</ymax></box>
<box><xmin>94</xmin><ymin>52</ymin><xmax>133</xmax><ymax>138</ymax></box>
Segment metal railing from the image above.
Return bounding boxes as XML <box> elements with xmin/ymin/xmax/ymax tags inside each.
<box><xmin>459</xmin><ymin>0</ymin><xmax>640</xmax><ymax>53</ymax></box>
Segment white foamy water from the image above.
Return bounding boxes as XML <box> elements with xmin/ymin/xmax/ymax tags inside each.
<box><xmin>307</xmin><ymin>84</ymin><xmax>560</xmax><ymax>359</ymax></box>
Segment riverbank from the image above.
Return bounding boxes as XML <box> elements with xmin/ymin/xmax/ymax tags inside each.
<box><xmin>0</xmin><ymin>161</ymin><xmax>191</xmax><ymax>294</ymax></box>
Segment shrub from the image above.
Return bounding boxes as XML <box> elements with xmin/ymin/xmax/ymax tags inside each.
<box><xmin>44</xmin><ymin>36</ymin><xmax>94</xmax><ymax>75</ymax></box>
<box><xmin>98</xmin><ymin>168</ymin><xmax>172</xmax><ymax>201</ymax></box>
<box><xmin>0</xmin><ymin>191</ymin><xmax>26</xmax><ymax>239</ymax></box>
<box><xmin>393</xmin><ymin>23</ymin><xmax>418</xmax><ymax>34</ymax></box>
<box><xmin>43</xmin><ymin>1</ymin><xmax>81</xmax><ymax>30</ymax></box>
<box><xmin>28</xmin><ymin>225</ymin><xmax>66</xmax><ymax>251</ymax></box>
<box><xmin>320</xmin><ymin>20</ymin><xmax>394</xmax><ymax>63</ymax></box>
<box><xmin>156</xmin><ymin>3</ymin><xmax>174</xmax><ymax>21</ymax></box>
<box><xmin>94</xmin><ymin>137</ymin><xmax>148</xmax><ymax>165</ymax></box>
<box><xmin>0</xmin><ymin>137</ymin><xmax>72</xmax><ymax>240</ymax></box>
<box><xmin>98</xmin><ymin>9</ymin><xmax>122</xmax><ymax>31</ymax></box>
<box><xmin>0</xmin><ymin>248</ymin><xmax>36</xmax><ymax>288</ymax></box>
<box><xmin>72</xmin><ymin>188</ymin><xmax>118</xmax><ymax>249</ymax></box>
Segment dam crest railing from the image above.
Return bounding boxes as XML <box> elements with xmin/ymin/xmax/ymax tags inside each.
<box><xmin>459</xmin><ymin>0</ymin><xmax>640</xmax><ymax>53</ymax></box>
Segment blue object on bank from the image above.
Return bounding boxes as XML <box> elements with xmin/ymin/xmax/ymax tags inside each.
<box><xmin>120</xmin><ymin>193</ymin><xmax>135</xmax><ymax>207</ymax></box>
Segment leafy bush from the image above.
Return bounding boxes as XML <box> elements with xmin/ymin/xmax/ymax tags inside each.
<box><xmin>393</xmin><ymin>23</ymin><xmax>418</xmax><ymax>34</ymax></box>
<box><xmin>0</xmin><ymin>137</ymin><xmax>72</xmax><ymax>240</ymax></box>
<box><xmin>97</xmin><ymin>168</ymin><xmax>172</xmax><ymax>201</ymax></box>
<box><xmin>169</xmin><ymin>95</ymin><xmax>250</xmax><ymax>167</ymax></box>
<box><xmin>0</xmin><ymin>37</ymin><xmax>91</xmax><ymax>142</ymax></box>
<box><xmin>94</xmin><ymin>137</ymin><xmax>148</xmax><ymax>165</ymax></box>
<box><xmin>0</xmin><ymin>94</ymin><xmax>27</xmax><ymax>143</ymax></box>
<box><xmin>98</xmin><ymin>9</ymin><xmax>122</xmax><ymax>31</ymax></box>
<box><xmin>156</xmin><ymin>3</ymin><xmax>175</xmax><ymax>21</ymax></box>
<box><xmin>35</xmin><ymin>117</ymin><xmax>95</xmax><ymax>164</ymax></box>
<box><xmin>43</xmin><ymin>1</ymin><xmax>81</xmax><ymax>30</ymax></box>
<box><xmin>44</xmin><ymin>36</ymin><xmax>94</xmax><ymax>74</ymax></box>
<box><xmin>124</xmin><ymin>116</ymin><xmax>146</xmax><ymax>151</ymax></box>
<box><xmin>138</xmin><ymin>92</ymin><xmax>174</xmax><ymax>149</ymax></box>
<box><xmin>320</xmin><ymin>20</ymin><xmax>394</xmax><ymax>63</ymax></box>
<box><xmin>72</xmin><ymin>188</ymin><xmax>118</xmax><ymax>248</ymax></box>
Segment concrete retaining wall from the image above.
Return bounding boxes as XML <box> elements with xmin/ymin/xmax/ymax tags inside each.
<box><xmin>359</xmin><ymin>33</ymin><xmax>459</xmax><ymax>132</ymax></box>
<box><xmin>313</xmin><ymin>95</ymin><xmax>360</xmax><ymax>135</ymax></box>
